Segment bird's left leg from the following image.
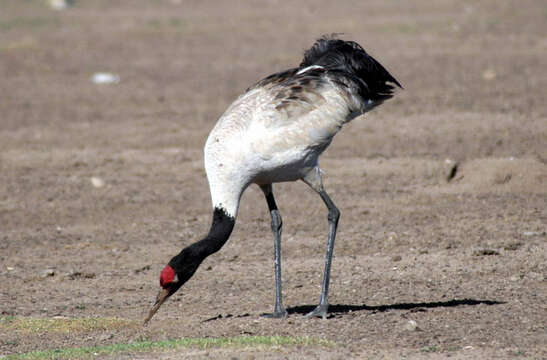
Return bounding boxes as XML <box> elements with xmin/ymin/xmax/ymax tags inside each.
<box><xmin>260</xmin><ymin>184</ymin><xmax>287</xmax><ymax>318</ymax></box>
<box><xmin>302</xmin><ymin>168</ymin><xmax>340</xmax><ymax>319</ymax></box>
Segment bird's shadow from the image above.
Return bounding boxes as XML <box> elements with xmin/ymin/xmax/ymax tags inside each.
<box><xmin>286</xmin><ymin>298</ymin><xmax>504</xmax><ymax>317</ymax></box>
<box><xmin>202</xmin><ymin>298</ymin><xmax>504</xmax><ymax>322</ymax></box>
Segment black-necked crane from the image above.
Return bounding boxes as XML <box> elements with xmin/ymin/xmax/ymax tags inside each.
<box><xmin>144</xmin><ymin>35</ymin><xmax>401</xmax><ymax>323</ymax></box>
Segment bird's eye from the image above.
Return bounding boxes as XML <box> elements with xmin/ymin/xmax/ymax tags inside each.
<box><xmin>170</xmin><ymin>274</ymin><xmax>179</xmax><ymax>284</ymax></box>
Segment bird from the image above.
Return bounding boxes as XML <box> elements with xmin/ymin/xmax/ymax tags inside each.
<box><xmin>144</xmin><ymin>35</ymin><xmax>401</xmax><ymax>323</ymax></box>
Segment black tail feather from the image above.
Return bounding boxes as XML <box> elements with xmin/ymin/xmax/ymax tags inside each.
<box><xmin>300</xmin><ymin>35</ymin><xmax>401</xmax><ymax>103</ymax></box>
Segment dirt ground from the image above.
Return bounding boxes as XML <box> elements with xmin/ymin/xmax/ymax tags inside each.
<box><xmin>1</xmin><ymin>0</ymin><xmax>546</xmax><ymax>359</ymax></box>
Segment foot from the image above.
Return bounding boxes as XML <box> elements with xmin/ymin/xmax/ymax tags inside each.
<box><xmin>261</xmin><ymin>309</ymin><xmax>288</xmax><ymax>319</ymax></box>
<box><xmin>304</xmin><ymin>304</ymin><xmax>329</xmax><ymax>319</ymax></box>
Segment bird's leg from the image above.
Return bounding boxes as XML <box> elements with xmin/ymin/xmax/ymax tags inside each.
<box><xmin>260</xmin><ymin>184</ymin><xmax>287</xmax><ymax>318</ymax></box>
<box><xmin>302</xmin><ymin>169</ymin><xmax>340</xmax><ymax>319</ymax></box>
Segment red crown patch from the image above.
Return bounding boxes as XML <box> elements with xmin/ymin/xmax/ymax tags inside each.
<box><xmin>160</xmin><ymin>264</ymin><xmax>176</xmax><ymax>287</ymax></box>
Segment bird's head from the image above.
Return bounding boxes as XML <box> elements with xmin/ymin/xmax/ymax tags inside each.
<box><xmin>143</xmin><ymin>208</ymin><xmax>234</xmax><ymax>324</ymax></box>
<box><xmin>143</xmin><ymin>264</ymin><xmax>181</xmax><ymax>324</ymax></box>
<box><xmin>143</xmin><ymin>251</ymin><xmax>201</xmax><ymax>324</ymax></box>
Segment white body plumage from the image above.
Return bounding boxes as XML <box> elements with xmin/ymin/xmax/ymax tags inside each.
<box><xmin>204</xmin><ymin>65</ymin><xmax>359</xmax><ymax>218</ymax></box>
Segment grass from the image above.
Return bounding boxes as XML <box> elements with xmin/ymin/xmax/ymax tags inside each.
<box><xmin>1</xmin><ymin>336</ymin><xmax>328</xmax><ymax>360</ymax></box>
<box><xmin>420</xmin><ymin>345</ymin><xmax>440</xmax><ymax>353</ymax></box>
<box><xmin>0</xmin><ymin>316</ymin><xmax>331</xmax><ymax>359</ymax></box>
<box><xmin>0</xmin><ymin>316</ymin><xmax>133</xmax><ymax>334</ymax></box>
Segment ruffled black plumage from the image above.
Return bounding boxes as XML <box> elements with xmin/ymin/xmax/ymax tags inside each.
<box><xmin>300</xmin><ymin>35</ymin><xmax>402</xmax><ymax>104</ymax></box>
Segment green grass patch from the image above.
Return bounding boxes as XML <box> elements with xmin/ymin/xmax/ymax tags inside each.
<box><xmin>420</xmin><ymin>345</ymin><xmax>440</xmax><ymax>353</ymax></box>
<box><xmin>2</xmin><ymin>336</ymin><xmax>329</xmax><ymax>360</ymax></box>
<box><xmin>0</xmin><ymin>316</ymin><xmax>134</xmax><ymax>334</ymax></box>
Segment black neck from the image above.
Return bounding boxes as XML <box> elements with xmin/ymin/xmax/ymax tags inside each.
<box><xmin>168</xmin><ymin>207</ymin><xmax>235</xmax><ymax>285</ymax></box>
<box><xmin>192</xmin><ymin>207</ymin><xmax>235</xmax><ymax>257</ymax></box>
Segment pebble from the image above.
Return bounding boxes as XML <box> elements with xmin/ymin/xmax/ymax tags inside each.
<box><xmin>443</xmin><ymin>158</ymin><xmax>459</xmax><ymax>182</ymax></box>
<box><xmin>482</xmin><ymin>68</ymin><xmax>497</xmax><ymax>80</ymax></box>
<box><xmin>90</xmin><ymin>177</ymin><xmax>105</xmax><ymax>188</ymax></box>
<box><xmin>91</xmin><ymin>73</ymin><xmax>120</xmax><ymax>84</ymax></box>
<box><xmin>41</xmin><ymin>269</ymin><xmax>55</xmax><ymax>278</ymax></box>
<box><xmin>473</xmin><ymin>249</ymin><xmax>499</xmax><ymax>256</ymax></box>
<box><xmin>404</xmin><ymin>320</ymin><xmax>418</xmax><ymax>331</ymax></box>
<box><xmin>48</xmin><ymin>0</ymin><xmax>73</xmax><ymax>10</ymax></box>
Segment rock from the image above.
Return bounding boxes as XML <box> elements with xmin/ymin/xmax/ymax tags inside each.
<box><xmin>48</xmin><ymin>0</ymin><xmax>74</xmax><ymax>10</ymax></box>
<box><xmin>482</xmin><ymin>68</ymin><xmax>497</xmax><ymax>80</ymax></box>
<box><xmin>391</xmin><ymin>255</ymin><xmax>402</xmax><ymax>262</ymax></box>
<box><xmin>90</xmin><ymin>177</ymin><xmax>105</xmax><ymax>188</ymax></box>
<box><xmin>443</xmin><ymin>158</ymin><xmax>459</xmax><ymax>182</ymax></box>
<box><xmin>41</xmin><ymin>269</ymin><xmax>55</xmax><ymax>278</ymax></box>
<box><xmin>387</xmin><ymin>232</ymin><xmax>398</xmax><ymax>241</ymax></box>
<box><xmin>404</xmin><ymin>320</ymin><xmax>419</xmax><ymax>331</ymax></box>
<box><xmin>473</xmin><ymin>249</ymin><xmax>499</xmax><ymax>256</ymax></box>
<box><xmin>91</xmin><ymin>73</ymin><xmax>120</xmax><ymax>84</ymax></box>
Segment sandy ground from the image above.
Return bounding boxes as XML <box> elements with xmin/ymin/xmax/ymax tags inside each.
<box><xmin>0</xmin><ymin>0</ymin><xmax>546</xmax><ymax>359</ymax></box>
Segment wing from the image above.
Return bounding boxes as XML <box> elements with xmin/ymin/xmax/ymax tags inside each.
<box><xmin>245</xmin><ymin>68</ymin><xmax>299</xmax><ymax>92</ymax></box>
<box><xmin>209</xmin><ymin>66</ymin><xmax>362</xmax><ymax>163</ymax></box>
<box><xmin>247</xmin><ymin>67</ymin><xmax>355</xmax><ymax>159</ymax></box>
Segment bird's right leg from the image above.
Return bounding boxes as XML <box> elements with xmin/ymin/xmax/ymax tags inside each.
<box><xmin>260</xmin><ymin>184</ymin><xmax>287</xmax><ymax>318</ymax></box>
<box><xmin>302</xmin><ymin>167</ymin><xmax>340</xmax><ymax>320</ymax></box>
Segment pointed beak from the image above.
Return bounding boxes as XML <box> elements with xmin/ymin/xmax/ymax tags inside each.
<box><xmin>143</xmin><ymin>288</ymin><xmax>171</xmax><ymax>325</ymax></box>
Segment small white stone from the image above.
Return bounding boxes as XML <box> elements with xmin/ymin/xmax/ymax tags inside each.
<box><xmin>405</xmin><ymin>320</ymin><xmax>418</xmax><ymax>331</ymax></box>
<box><xmin>90</xmin><ymin>177</ymin><xmax>105</xmax><ymax>188</ymax></box>
<box><xmin>48</xmin><ymin>0</ymin><xmax>72</xmax><ymax>10</ymax></box>
<box><xmin>482</xmin><ymin>69</ymin><xmax>496</xmax><ymax>80</ymax></box>
<box><xmin>91</xmin><ymin>73</ymin><xmax>120</xmax><ymax>84</ymax></box>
